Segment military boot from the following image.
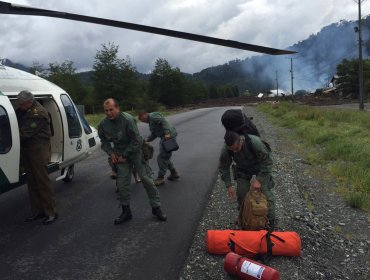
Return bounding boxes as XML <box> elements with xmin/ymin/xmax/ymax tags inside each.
<box><xmin>114</xmin><ymin>205</ymin><xmax>132</xmax><ymax>225</ymax></box>
<box><xmin>167</xmin><ymin>168</ymin><xmax>180</xmax><ymax>181</ymax></box>
<box><xmin>154</xmin><ymin>176</ymin><xmax>165</xmax><ymax>186</ymax></box>
<box><xmin>152</xmin><ymin>206</ymin><xmax>167</xmax><ymax>221</ymax></box>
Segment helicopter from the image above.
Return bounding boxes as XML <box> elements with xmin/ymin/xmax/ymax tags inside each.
<box><xmin>0</xmin><ymin>1</ymin><xmax>296</xmax><ymax>194</ymax></box>
<box><xmin>0</xmin><ymin>64</ymin><xmax>101</xmax><ymax>194</ymax></box>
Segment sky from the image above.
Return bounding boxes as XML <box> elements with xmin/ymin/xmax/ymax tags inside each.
<box><xmin>1</xmin><ymin>0</ymin><xmax>369</xmax><ymax>74</ymax></box>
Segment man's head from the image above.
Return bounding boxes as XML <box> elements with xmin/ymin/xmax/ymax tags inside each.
<box><xmin>138</xmin><ymin>110</ymin><xmax>149</xmax><ymax>123</ymax></box>
<box><xmin>224</xmin><ymin>130</ymin><xmax>242</xmax><ymax>153</ymax></box>
<box><xmin>103</xmin><ymin>98</ymin><xmax>120</xmax><ymax>120</ymax></box>
<box><xmin>17</xmin><ymin>90</ymin><xmax>34</xmax><ymax>111</ymax></box>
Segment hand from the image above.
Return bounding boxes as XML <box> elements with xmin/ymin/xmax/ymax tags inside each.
<box><xmin>117</xmin><ymin>155</ymin><xmax>126</xmax><ymax>163</ymax></box>
<box><xmin>251</xmin><ymin>179</ymin><xmax>261</xmax><ymax>190</ymax></box>
<box><xmin>227</xmin><ymin>186</ymin><xmax>236</xmax><ymax>200</ymax></box>
<box><xmin>111</xmin><ymin>153</ymin><xmax>119</xmax><ymax>164</ymax></box>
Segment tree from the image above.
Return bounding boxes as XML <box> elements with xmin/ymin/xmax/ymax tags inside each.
<box><xmin>336</xmin><ymin>59</ymin><xmax>359</xmax><ymax>98</ymax></box>
<box><xmin>92</xmin><ymin>42</ymin><xmax>140</xmax><ymax>109</ymax></box>
<box><xmin>45</xmin><ymin>60</ymin><xmax>88</xmax><ymax>104</ymax></box>
<box><xmin>29</xmin><ymin>61</ymin><xmax>46</xmax><ymax>76</ymax></box>
<box><xmin>148</xmin><ymin>58</ymin><xmax>187</xmax><ymax>106</ymax></box>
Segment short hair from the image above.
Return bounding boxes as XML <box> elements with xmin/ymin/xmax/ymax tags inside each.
<box><xmin>224</xmin><ymin>130</ymin><xmax>240</xmax><ymax>146</ymax></box>
<box><xmin>103</xmin><ymin>98</ymin><xmax>119</xmax><ymax>108</ymax></box>
<box><xmin>17</xmin><ymin>90</ymin><xmax>34</xmax><ymax>103</ymax></box>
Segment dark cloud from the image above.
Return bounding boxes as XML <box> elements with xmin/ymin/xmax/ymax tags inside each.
<box><xmin>1</xmin><ymin>0</ymin><xmax>368</xmax><ymax>73</ymax></box>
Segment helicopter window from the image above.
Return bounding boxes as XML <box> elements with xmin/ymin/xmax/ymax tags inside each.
<box><xmin>0</xmin><ymin>106</ymin><xmax>12</xmax><ymax>154</ymax></box>
<box><xmin>76</xmin><ymin>108</ymin><xmax>93</xmax><ymax>135</ymax></box>
<box><xmin>60</xmin><ymin>95</ymin><xmax>82</xmax><ymax>138</ymax></box>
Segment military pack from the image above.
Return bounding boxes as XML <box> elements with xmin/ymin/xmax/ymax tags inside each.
<box><xmin>221</xmin><ymin>109</ymin><xmax>260</xmax><ymax>137</ymax></box>
<box><xmin>142</xmin><ymin>142</ymin><xmax>154</xmax><ymax>160</ymax></box>
<box><xmin>221</xmin><ymin>109</ymin><xmax>271</xmax><ymax>153</ymax></box>
<box><xmin>238</xmin><ymin>189</ymin><xmax>269</xmax><ymax>230</ymax></box>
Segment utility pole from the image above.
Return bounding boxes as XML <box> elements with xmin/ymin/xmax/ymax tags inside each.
<box><xmin>356</xmin><ymin>0</ymin><xmax>364</xmax><ymax>110</ymax></box>
<box><xmin>275</xmin><ymin>71</ymin><xmax>279</xmax><ymax>97</ymax></box>
<box><xmin>290</xmin><ymin>57</ymin><xmax>294</xmax><ymax>101</ymax></box>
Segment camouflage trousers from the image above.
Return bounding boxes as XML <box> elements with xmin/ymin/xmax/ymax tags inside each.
<box><xmin>157</xmin><ymin>137</ymin><xmax>176</xmax><ymax>176</ymax></box>
<box><xmin>116</xmin><ymin>154</ymin><xmax>160</xmax><ymax>208</ymax></box>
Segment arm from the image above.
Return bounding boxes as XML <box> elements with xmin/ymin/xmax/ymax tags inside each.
<box><xmin>219</xmin><ymin>146</ymin><xmax>236</xmax><ymax>199</ymax></box>
<box><xmin>98</xmin><ymin>121</ymin><xmax>114</xmax><ymax>156</ymax></box>
<box><xmin>122</xmin><ymin>117</ymin><xmax>141</xmax><ymax>158</ymax></box>
<box><xmin>250</xmin><ymin>136</ymin><xmax>273</xmax><ymax>189</ymax></box>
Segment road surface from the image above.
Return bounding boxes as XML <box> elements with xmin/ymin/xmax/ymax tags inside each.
<box><xmin>0</xmin><ymin>107</ymin><xmax>236</xmax><ymax>280</ymax></box>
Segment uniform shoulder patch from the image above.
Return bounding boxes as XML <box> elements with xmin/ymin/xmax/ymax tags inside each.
<box><xmin>256</xmin><ymin>151</ymin><xmax>268</xmax><ymax>161</ymax></box>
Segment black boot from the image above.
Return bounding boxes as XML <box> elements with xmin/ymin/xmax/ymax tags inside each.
<box><xmin>152</xmin><ymin>206</ymin><xmax>167</xmax><ymax>221</ymax></box>
<box><xmin>167</xmin><ymin>169</ymin><xmax>180</xmax><ymax>181</ymax></box>
<box><xmin>114</xmin><ymin>205</ymin><xmax>132</xmax><ymax>225</ymax></box>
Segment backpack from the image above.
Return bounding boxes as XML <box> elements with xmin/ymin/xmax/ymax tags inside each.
<box><xmin>221</xmin><ymin>109</ymin><xmax>260</xmax><ymax>137</ymax></box>
<box><xmin>238</xmin><ymin>189</ymin><xmax>269</xmax><ymax>231</ymax></box>
<box><xmin>221</xmin><ymin>109</ymin><xmax>271</xmax><ymax>153</ymax></box>
<box><xmin>142</xmin><ymin>142</ymin><xmax>154</xmax><ymax>161</ymax></box>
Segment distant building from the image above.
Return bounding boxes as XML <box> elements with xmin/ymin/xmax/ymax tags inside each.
<box><xmin>267</xmin><ymin>89</ymin><xmax>290</xmax><ymax>97</ymax></box>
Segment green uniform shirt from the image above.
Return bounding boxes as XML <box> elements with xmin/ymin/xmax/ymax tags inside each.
<box><xmin>16</xmin><ymin>101</ymin><xmax>51</xmax><ymax>145</ymax></box>
<box><xmin>146</xmin><ymin>112</ymin><xmax>177</xmax><ymax>142</ymax></box>
<box><xmin>219</xmin><ymin>135</ymin><xmax>273</xmax><ymax>187</ymax></box>
<box><xmin>98</xmin><ymin>112</ymin><xmax>142</xmax><ymax>159</ymax></box>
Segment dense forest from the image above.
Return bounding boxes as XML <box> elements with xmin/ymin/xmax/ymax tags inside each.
<box><xmin>3</xmin><ymin>15</ymin><xmax>370</xmax><ymax>112</ymax></box>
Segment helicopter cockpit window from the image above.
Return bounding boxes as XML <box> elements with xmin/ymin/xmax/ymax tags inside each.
<box><xmin>76</xmin><ymin>108</ymin><xmax>93</xmax><ymax>135</ymax></box>
<box><xmin>60</xmin><ymin>95</ymin><xmax>82</xmax><ymax>138</ymax></box>
<box><xmin>0</xmin><ymin>106</ymin><xmax>12</xmax><ymax>154</ymax></box>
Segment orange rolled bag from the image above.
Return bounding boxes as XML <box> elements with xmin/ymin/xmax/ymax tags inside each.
<box><xmin>206</xmin><ymin>229</ymin><xmax>301</xmax><ymax>258</ymax></box>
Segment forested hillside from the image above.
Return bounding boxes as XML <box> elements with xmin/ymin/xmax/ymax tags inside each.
<box><xmin>194</xmin><ymin>15</ymin><xmax>370</xmax><ymax>93</ymax></box>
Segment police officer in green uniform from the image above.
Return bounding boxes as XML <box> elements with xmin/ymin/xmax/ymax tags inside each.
<box><xmin>16</xmin><ymin>90</ymin><xmax>58</xmax><ymax>225</ymax></box>
<box><xmin>219</xmin><ymin>130</ymin><xmax>276</xmax><ymax>229</ymax></box>
<box><xmin>98</xmin><ymin>99</ymin><xmax>167</xmax><ymax>224</ymax></box>
<box><xmin>138</xmin><ymin>110</ymin><xmax>179</xmax><ymax>186</ymax></box>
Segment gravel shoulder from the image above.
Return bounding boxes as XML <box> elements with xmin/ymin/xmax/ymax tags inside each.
<box><xmin>180</xmin><ymin>105</ymin><xmax>369</xmax><ymax>280</ymax></box>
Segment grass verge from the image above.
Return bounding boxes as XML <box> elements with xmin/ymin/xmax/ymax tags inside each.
<box><xmin>258</xmin><ymin>102</ymin><xmax>370</xmax><ymax>211</ymax></box>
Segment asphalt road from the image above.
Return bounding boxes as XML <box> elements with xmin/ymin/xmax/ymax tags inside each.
<box><xmin>0</xmin><ymin>107</ymin><xmax>236</xmax><ymax>280</ymax></box>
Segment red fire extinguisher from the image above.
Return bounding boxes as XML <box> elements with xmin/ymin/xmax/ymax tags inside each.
<box><xmin>224</xmin><ymin>252</ymin><xmax>280</xmax><ymax>280</ymax></box>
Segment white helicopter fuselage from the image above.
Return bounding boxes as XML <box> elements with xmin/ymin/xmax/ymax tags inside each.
<box><xmin>0</xmin><ymin>64</ymin><xmax>100</xmax><ymax>194</ymax></box>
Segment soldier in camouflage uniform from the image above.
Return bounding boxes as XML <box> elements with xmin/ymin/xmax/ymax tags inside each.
<box><xmin>219</xmin><ymin>130</ymin><xmax>276</xmax><ymax>229</ymax></box>
<box><xmin>98</xmin><ymin>99</ymin><xmax>167</xmax><ymax>224</ymax></box>
<box><xmin>16</xmin><ymin>90</ymin><xmax>58</xmax><ymax>225</ymax></box>
<box><xmin>138</xmin><ymin>110</ymin><xmax>179</xmax><ymax>186</ymax></box>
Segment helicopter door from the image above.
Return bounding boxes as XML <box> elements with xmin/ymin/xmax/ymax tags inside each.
<box><xmin>0</xmin><ymin>95</ymin><xmax>20</xmax><ymax>188</ymax></box>
<box><xmin>60</xmin><ymin>94</ymin><xmax>89</xmax><ymax>164</ymax></box>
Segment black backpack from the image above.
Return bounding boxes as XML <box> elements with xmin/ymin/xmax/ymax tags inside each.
<box><xmin>221</xmin><ymin>109</ymin><xmax>260</xmax><ymax>137</ymax></box>
<box><xmin>221</xmin><ymin>109</ymin><xmax>271</xmax><ymax>153</ymax></box>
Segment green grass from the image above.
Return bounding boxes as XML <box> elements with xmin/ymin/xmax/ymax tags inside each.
<box><xmin>85</xmin><ymin>113</ymin><xmax>105</xmax><ymax>128</ymax></box>
<box><xmin>259</xmin><ymin>102</ymin><xmax>370</xmax><ymax>210</ymax></box>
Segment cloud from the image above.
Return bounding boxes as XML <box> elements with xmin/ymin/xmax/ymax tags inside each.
<box><xmin>1</xmin><ymin>0</ymin><xmax>369</xmax><ymax>73</ymax></box>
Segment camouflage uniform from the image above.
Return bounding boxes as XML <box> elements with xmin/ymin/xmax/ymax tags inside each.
<box><xmin>16</xmin><ymin>101</ymin><xmax>57</xmax><ymax>216</ymax></box>
<box><xmin>98</xmin><ymin>112</ymin><xmax>161</xmax><ymax>207</ymax></box>
<box><xmin>146</xmin><ymin>112</ymin><xmax>177</xmax><ymax>177</ymax></box>
<box><xmin>219</xmin><ymin>135</ymin><xmax>275</xmax><ymax>221</ymax></box>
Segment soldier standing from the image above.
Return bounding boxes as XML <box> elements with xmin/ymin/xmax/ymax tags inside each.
<box><xmin>219</xmin><ymin>130</ymin><xmax>276</xmax><ymax>229</ymax></box>
<box><xmin>138</xmin><ymin>110</ymin><xmax>179</xmax><ymax>186</ymax></box>
<box><xmin>16</xmin><ymin>90</ymin><xmax>58</xmax><ymax>225</ymax></box>
<box><xmin>98</xmin><ymin>99</ymin><xmax>167</xmax><ymax>224</ymax></box>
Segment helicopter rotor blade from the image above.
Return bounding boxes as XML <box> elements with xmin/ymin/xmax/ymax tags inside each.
<box><xmin>0</xmin><ymin>1</ymin><xmax>297</xmax><ymax>55</ymax></box>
